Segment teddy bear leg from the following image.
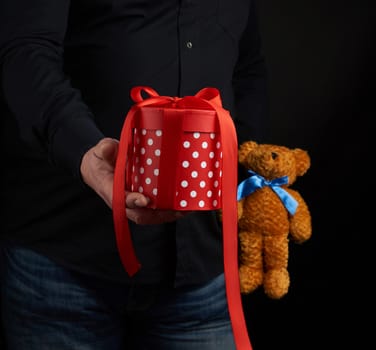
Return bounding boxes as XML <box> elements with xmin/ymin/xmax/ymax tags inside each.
<box><xmin>263</xmin><ymin>235</ymin><xmax>289</xmax><ymax>299</ymax></box>
<box><xmin>238</xmin><ymin>230</ymin><xmax>263</xmax><ymax>294</ymax></box>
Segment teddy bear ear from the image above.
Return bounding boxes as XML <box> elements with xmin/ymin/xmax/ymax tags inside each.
<box><xmin>293</xmin><ymin>148</ymin><xmax>311</xmax><ymax>176</ymax></box>
<box><xmin>238</xmin><ymin>141</ymin><xmax>258</xmax><ymax>165</ymax></box>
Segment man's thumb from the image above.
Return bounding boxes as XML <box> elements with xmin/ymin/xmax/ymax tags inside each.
<box><xmin>98</xmin><ymin>138</ymin><xmax>119</xmax><ymax>165</ymax></box>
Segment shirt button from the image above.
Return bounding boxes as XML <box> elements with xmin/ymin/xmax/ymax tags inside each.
<box><xmin>186</xmin><ymin>41</ymin><xmax>193</xmax><ymax>49</ymax></box>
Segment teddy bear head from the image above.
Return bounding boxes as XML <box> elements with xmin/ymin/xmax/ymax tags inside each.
<box><xmin>238</xmin><ymin>141</ymin><xmax>310</xmax><ymax>185</ymax></box>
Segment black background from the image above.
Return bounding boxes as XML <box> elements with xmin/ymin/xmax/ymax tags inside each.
<box><xmin>0</xmin><ymin>1</ymin><xmax>373</xmax><ymax>349</ymax></box>
<box><xmin>243</xmin><ymin>1</ymin><xmax>374</xmax><ymax>349</ymax></box>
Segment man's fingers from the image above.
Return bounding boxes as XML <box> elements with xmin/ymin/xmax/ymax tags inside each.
<box><xmin>126</xmin><ymin>208</ymin><xmax>188</xmax><ymax>225</ymax></box>
<box><xmin>124</xmin><ymin>192</ymin><xmax>191</xmax><ymax>224</ymax></box>
<box><xmin>125</xmin><ymin>192</ymin><xmax>150</xmax><ymax>209</ymax></box>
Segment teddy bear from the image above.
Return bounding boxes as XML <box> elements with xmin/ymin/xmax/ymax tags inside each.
<box><xmin>237</xmin><ymin>140</ymin><xmax>312</xmax><ymax>299</ymax></box>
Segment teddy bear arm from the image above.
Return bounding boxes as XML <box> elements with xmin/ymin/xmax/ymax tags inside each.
<box><xmin>286</xmin><ymin>188</ymin><xmax>312</xmax><ymax>243</ymax></box>
<box><xmin>237</xmin><ymin>199</ymin><xmax>245</xmax><ymax>221</ymax></box>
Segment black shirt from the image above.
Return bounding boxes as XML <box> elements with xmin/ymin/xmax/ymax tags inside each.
<box><xmin>0</xmin><ymin>0</ymin><xmax>268</xmax><ymax>286</ymax></box>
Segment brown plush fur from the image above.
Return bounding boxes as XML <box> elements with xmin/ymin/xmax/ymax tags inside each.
<box><xmin>237</xmin><ymin>141</ymin><xmax>312</xmax><ymax>299</ymax></box>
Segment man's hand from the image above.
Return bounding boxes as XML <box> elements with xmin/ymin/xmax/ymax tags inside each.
<box><xmin>80</xmin><ymin>137</ymin><xmax>119</xmax><ymax>208</ymax></box>
<box><xmin>80</xmin><ymin>138</ymin><xmax>187</xmax><ymax>224</ymax></box>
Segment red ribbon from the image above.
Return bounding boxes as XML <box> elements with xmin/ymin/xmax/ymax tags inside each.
<box><xmin>112</xmin><ymin>86</ymin><xmax>252</xmax><ymax>350</ymax></box>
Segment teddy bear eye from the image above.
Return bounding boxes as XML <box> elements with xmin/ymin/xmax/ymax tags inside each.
<box><xmin>271</xmin><ymin>152</ymin><xmax>278</xmax><ymax>159</ymax></box>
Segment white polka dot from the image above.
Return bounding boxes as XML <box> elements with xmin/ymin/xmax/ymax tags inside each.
<box><xmin>209</xmin><ymin>152</ymin><xmax>215</xmax><ymax>159</ymax></box>
<box><xmin>138</xmin><ymin>186</ymin><xmax>143</xmax><ymax>193</ymax></box>
<box><xmin>192</xmin><ymin>151</ymin><xmax>199</xmax><ymax>158</ymax></box>
<box><xmin>134</xmin><ymin>176</ymin><xmax>138</xmax><ymax>183</ymax></box>
<box><xmin>219</xmin><ymin>170</ymin><xmax>223</xmax><ymax>177</ymax></box>
<box><xmin>200</xmin><ymin>181</ymin><xmax>206</xmax><ymax>188</ymax></box>
<box><xmin>154</xmin><ymin>169</ymin><xmax>159</xmax><ymax>176</ymax></box>
<box><xmin>190</xmin><ymin>190</ymin><xmax>197</xmax><ymax>198</ymax></box>
<box><xmin>218</xmin><ymin>190</ymin><xmax>221</xmax><ymax>197</ymax></box>
<box><xmin>216</xmin><ymin>142</ymin><xmax>221</xmax><ymax>149</ymax></box>
<box><xmin>191</xmin><ymin>171</ymin><xmax>198</xmax><ymax>178</ymax></box>
<box><xmin>132</xmin><ymin>165</ymin><xmax>135</xmax><ymax>172</ymax></box>
<box><xmin>147</xmin><ymin>138</ymin><xmax>153</xmax><ymax>146</ymax></box>
<box><xmin>210</xmin><ymin>133</ymin><xmax>215</xmax><ymax>139</ymax></box>
<box><xmin>134</xmin><ymin>129</ymin><xmax>137</xmax><ymax>134</ymax></box>
<box><xmin>207</xmin><ymin>190</ymin><xmax>213</xmax><ymax>198</ymax></box>
<box><xmin>156</xmin><ymin>130</ymin><xmax>162</xmax><ymax>136</ymax></box>
<box><xmin>198</xmin><ymin>200</ymin><xmax>205</xmax><ymax>208</ymax></box>
<box><xmin>208</xmin><ymin>171</ymin><xmax>213</xmax><ymax>178</ymax></box>
<box><xmin>182</xmin><ymin>160</ymin><xmax>189</xmax><ymax>168</ymax></box>
<box><xmin>152</xmin><ymin>188</ymin><xmax>158</xmax><ymax>195</ymax></box>
<box><xmin>140</xmin><ymin>147</ymin><xmax>146</xmax><ymax>155</ymax></box>
<box><xmin>145</xmin><ymin>177</ymin><xmax>151</xmax><ymax>185</ymax></box>
<box><xmin>193</xmin><ymin>132</ymin><xmax>200</xmax><ymax>139</ymax></box>
<box><xmin>201</xmin><ymin>161</ymin><xmax>207</xmax><ymax>169</ymax></box>
<box><xmin>133</xmin><ymin>146</ymin><xmax>136</xmax><ymax>152</ymax></box>
<box><xmin>181</xmin><ymin>180</ymin><xmax>188</xmax><ymax>188</ymax></box>
<box><xmin>201</xmin><ymin>141</ymin><xmax>208</xmax><ymax>149</ymax></box>
<box><xmin>214</xmin><ymin>180</ymin><xmax>219</xmax><ymax>188</ymax></box>
<box><xmin>213</xmin><ymin>199</ymin><xmax>218</xmax><ymax>207</ymax></box>
<box><xmin>220</xmin><ymin>152</ymin><xmax>223</xmax><ymax>158</ymax></box>
<box><xmin>142</xmin><ymin>129</ymin><xmax>147</xmax><ymax>135</ymax></box>
<box><xmin>180</xmin><ymin>200</ymin><xmax>188</xmax><ymax>207</ymax></box>
<box><xmin>154</xmin><ymin>149</ymin><xmax>161</xmax><ymax>156</ymax></box>
<box><xmin>215</xmin><ymin>161</ymin><xmax>220</xmax><ymax>168</ymax></box>
<box><xmin>139</xmin><ymin>167</ymin><xmax>144</xmax><ymax>174</ymax></box>
<box><xmin>146</xmin><ymin>158</ymin><xmax>152</xmax><ymax>165</ymax></box>
<box><xmin>183</xmin><ymin>141</ymin><xmax>190</xmax><ymax>148</ymax></box>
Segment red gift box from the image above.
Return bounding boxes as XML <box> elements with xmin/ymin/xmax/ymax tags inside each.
<box><xmin>127</xmin><ymin>106</ymin><xmax>223</xmax><ymax>210</ymax></box>
<box><xmin>112</xmin><ymin>86</ymin><xmax>253</xmax><ymax>350</ymax></box>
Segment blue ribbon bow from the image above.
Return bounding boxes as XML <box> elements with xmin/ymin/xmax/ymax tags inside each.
<box><xmin>237</xmin><ymin>170</ymin><xmax>298</xmax><ymax>215</ymax></box>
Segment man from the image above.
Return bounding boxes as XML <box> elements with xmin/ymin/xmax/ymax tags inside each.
<box><xmin>0</xmin><ymin>1</ymin><xmax>269</xmax><ymax>349</ymax></box>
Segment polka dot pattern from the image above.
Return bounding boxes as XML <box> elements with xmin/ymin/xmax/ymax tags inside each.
<box><xmin>129</xmin><ymin>128</ymin><xmax>222</xmax><ymax>209</ymax></box>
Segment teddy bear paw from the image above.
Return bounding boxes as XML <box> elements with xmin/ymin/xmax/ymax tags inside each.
<box><xmin>264</xmin><ymin>268</ymin><xmax>290</xmax><ymax>299</ymax></box>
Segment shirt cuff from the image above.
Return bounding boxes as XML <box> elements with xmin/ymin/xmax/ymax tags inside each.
<box><xmin>50</xmin><ymin>116</ymin><xmax>105</xmax><ymax>180</ymax></box>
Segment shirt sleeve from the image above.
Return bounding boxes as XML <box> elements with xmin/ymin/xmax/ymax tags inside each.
<box><xmin>0</xmin><ymin>0</ymin><xmax>105</xmax><ymax>178</ymax></box>
<box><xmin>232</xmin><ymin>0</ymin><xmax>270</xmax><ymax>145</ymax></box>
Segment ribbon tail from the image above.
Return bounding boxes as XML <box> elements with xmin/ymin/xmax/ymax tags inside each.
<box><xmin>206</xmin><ymin>99</ymin><xmax>253</xmax><ymax>350</ymax></box>
<box><xmin>272</xmin><ymin>186</ymin><xmax>298</xmax><ymax>215</ymax></box>
<box><xmin>113</xmin><ymin>106</ymin><xmax>141</xmax><ymax>276</ymax></box>
<box><xmin>237</xmin><ymin>176</ymin><xmax>264</xmax><ymax>201</ymax></box>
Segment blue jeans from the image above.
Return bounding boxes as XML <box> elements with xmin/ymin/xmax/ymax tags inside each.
<box><xmin>0</xmin><ymin>245</ymin><xmax>236</xmax><ymax>350</ymax></box>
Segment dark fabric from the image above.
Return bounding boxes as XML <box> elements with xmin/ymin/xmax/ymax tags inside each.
<box><xmin>0</xmin><ymin>0</ymin><xmax>269</xmax><ymax>286</ymax></box>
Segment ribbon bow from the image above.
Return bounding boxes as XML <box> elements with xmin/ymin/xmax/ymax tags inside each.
<box><xmin>130</xmin><ymin>85</ymin><xmax>223</xmax><ymax>109</ymax></box>
<box><xmin>237</xmin><ymin>170</ymin><xmax>298</xmax><ymax>215</ymax></box>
